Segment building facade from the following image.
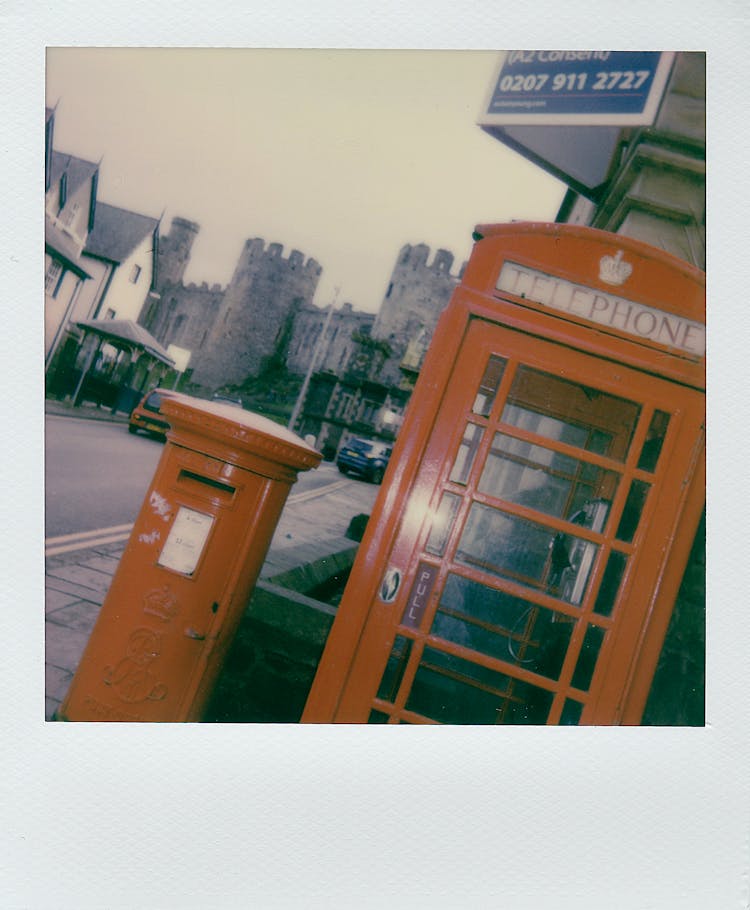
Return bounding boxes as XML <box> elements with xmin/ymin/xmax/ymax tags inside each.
<box><xmin>78</xmin><ymin>202</ymin><xmax>160</xmax><ymax>324</ymax></box>
<box><xmin>551</xmin><ymin>51</ymin><xmax>706</xmax><ymax>724</ymax></box>
<box><xmin>292</xmin><ymin>244</ymin><xmax>464</xmax><ymax>455</ymax></box>
<box><xmin>557</xmin><ymin>52</ymin><xmax>705</xmax><ymax>273</ymax></box>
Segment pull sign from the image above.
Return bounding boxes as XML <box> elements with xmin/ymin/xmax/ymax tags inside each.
<box><xmin>158</xmin><ymin>506</ymin><xmax>214</xmax><ymax>575</ymax></box>
<box><xmin>380</xmin><ymin>568</ymin><xmax>401</xmax><ymax>603</ymax></box>
<box><xmin>401</xmin><ymin>563</ymin><xmax>439</xmax><ymax>629</ymax></box>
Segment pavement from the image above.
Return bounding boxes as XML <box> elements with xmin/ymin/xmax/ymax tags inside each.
<box><xmin>44</xmin><ymin>398</ymin><xmax>381</xmax><ymax>720</ymax></box>
<box><xmin>44</xmin><ymin>396</ymin><xmax>132</xmax><ymax>424</ymax></box>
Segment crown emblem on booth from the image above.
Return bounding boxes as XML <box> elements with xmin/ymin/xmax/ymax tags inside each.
<box><xmin>599</xmin><ymin>250</ymin><xmax>633</xmax><ymax>286</ymax></box>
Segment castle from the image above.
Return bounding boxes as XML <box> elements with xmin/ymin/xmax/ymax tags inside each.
<box><xmin>139</xmin><ymin>217</ymin><xmax>464</xmax><ymax>454</ymax></box>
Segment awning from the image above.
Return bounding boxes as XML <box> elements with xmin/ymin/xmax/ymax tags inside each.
<box><xmin>75</xmin><ymin>318</ymin><xmax>175</xmax><ymax>366</ymax></box>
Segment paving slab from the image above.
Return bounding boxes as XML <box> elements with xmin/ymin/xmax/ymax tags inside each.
<box><xmin>44</xmin><ymin>574</ymin><xmax>108</xmax><ymax>606</ymax></box>
<box><xmin>46</xmin><ymin>598</ymin><xmax>101</xmax><ymax>635</ymax></box>
<box><xmin>78</xmin><ymin>554</ymin><xmax>122</xmax><ymax>574</ymax></box>
<box><xmin>46</xmin><ymin>663</ymin><xmax>74</xmax><ymax>706</ymax></box>
<box><xmin>45</xmin><ymin>622</ymin><xmax>91</xmax><ymax>675</ymax></box>
<box><xmin>45</xmin><ymin>563</ymin><xmax>115</xmax><ymax>596</ymax></box>
<box><xmin>45</xmin><ymin>587</ymin><xmax>82</xmax><ymax>614</ymax></box>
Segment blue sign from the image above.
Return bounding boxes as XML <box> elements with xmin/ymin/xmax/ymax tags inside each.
<box><xmin>480</xmin><ymin>51</ymin><xmax>674</xmax><ymax>126</ymax></box>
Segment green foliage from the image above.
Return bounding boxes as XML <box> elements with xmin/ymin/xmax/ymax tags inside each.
<box><xmin>351</xmin><ymin>330</ymin><xmax>391</xmax><ymax>358</ymax></box>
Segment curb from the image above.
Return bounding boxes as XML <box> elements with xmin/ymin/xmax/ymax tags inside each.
<box><xmin>45</xmin><ymin>400</ymin><xmax>130</xmax><ymax>425</ymax></box>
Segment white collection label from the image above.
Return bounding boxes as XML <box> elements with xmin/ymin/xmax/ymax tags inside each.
<box><xmin>157</xmin><ymin>507</ymin><xmax>214</xmax><ymax>575</ymax></box>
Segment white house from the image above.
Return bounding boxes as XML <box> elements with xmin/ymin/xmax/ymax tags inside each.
<box><xmin>78</xmin><ymin>202</ymin><xmax>160</xmax><ymax>323</ymax></box>
<box><xmin>44</xmin><ymin>107</ymin><xmax>98</xmax><ymax>367</ymax></box>
<box><xmin>45</xmin><ymin>107</ymin><xmax>162</xmax><ymax>396</ymax></box>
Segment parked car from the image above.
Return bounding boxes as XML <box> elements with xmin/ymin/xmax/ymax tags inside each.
<box><xmin>336</xmin><ymin>437</ymin><xmax>392</xmax><ymax>484</ymax></box>
<box><xmin>128</xmin><ymin>388</ymin><xmax>183</xmax><ymax>439</ymax></box>
<box><xmin>211</xmin><ymin>392</ymin><xmax>244</xmax><ymax>408</ymax></box>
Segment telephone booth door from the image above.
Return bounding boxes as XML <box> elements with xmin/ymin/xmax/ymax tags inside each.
<box><xmin>303</xmin><ymin>225</ymin><xmax>705</xmax><ymax>725</ymax></box>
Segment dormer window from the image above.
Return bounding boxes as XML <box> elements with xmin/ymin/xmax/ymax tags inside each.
<box><xmin>88</xmin><ymin>172</ymin><xmax>98</xmax><ymax>231</ymax></box>
<box><xmin>58</xmin><ymin>172</ymin><xmax>67</xmax><ymax>211</ymax></box>
<box><xmin>61</xmin><ymin>202</ymin><xmax>79</xmax><ymax>228</ymax></box>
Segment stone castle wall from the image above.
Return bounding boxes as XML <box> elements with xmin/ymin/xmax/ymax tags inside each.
<box><xmin>287</xmin><ymin>302</ymin><xmax>376</xmax><ymax>377</ymax></box>
<box><xmin>147</xmin><ymin>218</ymin><xmax>459</xmax><ymax>395</ymax></box>
<box><xmin>145</xmin><ymin>220</ymin><xmax>322</xmax><ymax>392</ymax></box>
<box><xmin>151</xmin><ymin>282</ymin><xmax>225</xmax><ymax>358</ymax></box>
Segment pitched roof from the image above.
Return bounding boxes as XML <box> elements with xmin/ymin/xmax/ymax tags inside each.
<box><xmin>75</xmin><ymin>318</ymin><xmax>174</xmax><ymax>365</ymax></box>
<box><xmin>85</xmin><ymin>202</ymin><xmax>159</xmax><ymax>264</ymax></box>
<box><xmin>45</xmin><ymin>215</ymin><xmax>90</xmax><ymax>278</ymax></box>
<box><xmin>49</xmin><ymin>150</ymin><xmax>98</xmax><ymax>197</ymax></box>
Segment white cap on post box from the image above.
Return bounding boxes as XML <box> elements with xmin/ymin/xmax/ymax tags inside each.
<box><xmin>161</xmin><ymin>396</ymin><xmax>322</xmax><ymax>481</ymax></box>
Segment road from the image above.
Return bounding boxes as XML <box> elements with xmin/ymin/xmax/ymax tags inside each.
<box><xmin>45</xmin><ymin>414</ymin><xmax>356</xmax><ymax>545</ymax></box>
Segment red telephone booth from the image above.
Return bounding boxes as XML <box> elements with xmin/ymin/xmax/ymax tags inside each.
<box><xmin>303</xmin><ymin>223</ymin><xmax>705</xmax><ymax>725</ymax></box>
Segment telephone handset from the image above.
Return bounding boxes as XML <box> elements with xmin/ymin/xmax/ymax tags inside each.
<box><xmin>555</xmin><ymin>498</ymin><xmax>610</xmax><ymax>605</ymax></box>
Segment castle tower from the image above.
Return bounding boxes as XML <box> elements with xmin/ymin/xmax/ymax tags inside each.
<box><xmin>156</xmin><ymin>217</ymin><xmax>200</xmax><ymax>289</ymax></box>
<box><xmin>188</xmin><ymin>239</ymin><xmax>322</xmax><ymax>389</ymax></box>
<box><xmin>372</xmin><ymin>243</ymin><xmax>462</xmax><ymax>385</ymax></box>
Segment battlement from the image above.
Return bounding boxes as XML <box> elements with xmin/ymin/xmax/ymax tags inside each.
<box><xmin>397</xmin><ymin>243</ymin><xmax>459</xmax><ymax>278</ymax></box>
<box><xmin>432</xmin><ymin>249</ymin><xmax>455</xmax><ymax>273</ymax></box>
<box><xmin>241</xmin><ymin>237</ymin><xmax>321</xmax><ymax>273</ymax></box>
<box><xmin>170</xmin><ymin>217</ymin><xmax>200</xmax><ymax>234</ymax></box>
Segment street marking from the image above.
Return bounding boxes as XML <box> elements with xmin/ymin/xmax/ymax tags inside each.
<box><xmin>45</xmin><ymin>523</ymin><xmax>134</xmax><ymax>557</ymax></box>
<box><xmin>46</xmin><ymin>523</ymin><xmax>134</xmax><ymax>545</ymax></box>
<box><xmin>287</xmin><ymin>478</ymin><xmax>353</xmax><ymax>504</ymax></box>
<box><xmin>46</xmin><ymin>531</ymin><xmax>133</xmax><ymax>557</ymax></box>
<box><xmin>45</xmin><ymin>479</ymin><xmax>356</xmax><ymax>556</ymax></box>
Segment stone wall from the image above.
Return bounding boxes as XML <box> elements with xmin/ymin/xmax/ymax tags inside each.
<box><xmin>287</xmin><ymin>302</ymin><xmax>376</xmax><ymax>377</ymax></box>
<box><xmin>146</xmin><ymin>281</ymin><xmax>225</xmax><ymax>357</ymax></box>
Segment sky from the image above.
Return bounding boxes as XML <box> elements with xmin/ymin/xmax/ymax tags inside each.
<box><xmin>45</xmin><ymin>48</ymin><xmax>567</xmax><ymax>313</ymax></box>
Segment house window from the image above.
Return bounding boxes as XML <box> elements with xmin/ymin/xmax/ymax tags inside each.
<box><xmin>130</xmin><ymin>264</ymin><xmax>142</xmax><ymax>284</ymax></box>
<box><xmin>45</xmin><ymin>260</ymin><xmax>64</xmax><ymax>297</ymax></box>
<box><xmin>88</xmin><ymin>172</ymin><xmax>98</xmax><ymax>230</ymax></box>
<box><xmin>58</xmin><ymin>173</ymin><xmax>67</xmax><ymax>211</ymax></box>
<box><xmin>61</xmin><ymin>201</ymin><xmax>79</xmax><ymax>228</ymax></box>
<box><xmin>105</xmin><ymin>309</ymin><xmax>116</xmax><ymax>319</ymax></box>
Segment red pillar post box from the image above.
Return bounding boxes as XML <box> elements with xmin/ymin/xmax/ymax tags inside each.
<box><xmin>58</xmin><ymin>396</ymin><xmax>322</xmax><ymax>722</ymax></box>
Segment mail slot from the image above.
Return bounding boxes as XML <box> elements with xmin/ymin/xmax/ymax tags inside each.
<box><xmin>58</xmin><ymin>395</ymin><xmax>321</xmax><ymax>722</ymax></box>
